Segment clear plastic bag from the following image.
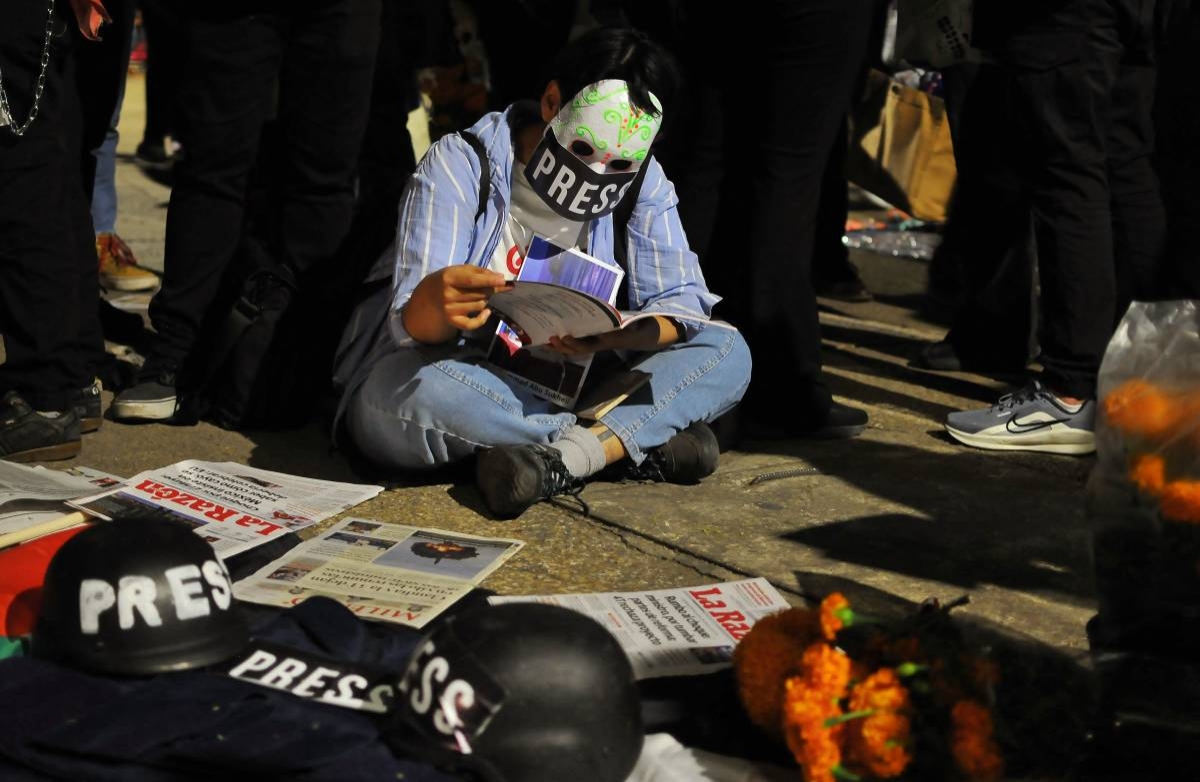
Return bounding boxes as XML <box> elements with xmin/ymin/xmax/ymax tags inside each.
<box><xmin>1087</xmin><ymin>300</ymin><xmax>1200</xmax><ymax>756</ymax></box>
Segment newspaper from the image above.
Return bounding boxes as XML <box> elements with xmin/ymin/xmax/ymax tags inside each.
<box><xmin>234</xmin><ymin>517</ymin><xmax>525</xmax><ymax>629</ymax></box>
<box><xmin>0</xmin><ymin>462</ymin><xmax>123</xmax><ymax>537</ymax></box>
<box><xmin>70</xmin><ymin>460</ymin><xmax>382</xmax><ymax>559</ymax></box>
<box><xmin>490</xmin><ymin>577</ymin><xmax>791</xmax><ymax>679</ymax></box>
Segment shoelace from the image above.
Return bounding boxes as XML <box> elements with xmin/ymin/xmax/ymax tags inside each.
<box><xmin>99</xmin><ymin>234</ymin><xmax>140</xmax><ymax>268</ymax></box>
<box><xmin>990</xmin><ymin>381</ymin><xmax>1045</xmax><ymax>413</ymax></box>
<box><xmin>537</xmin><ymin>448</ymin><xmax>591</xmax><ymax>517</ymax></box>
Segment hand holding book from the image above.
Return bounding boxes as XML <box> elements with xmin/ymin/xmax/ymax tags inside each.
<box><xmin>405</xmin><ymin>265</ymin><xmax>511</xmax><ymax>344</ymax></box>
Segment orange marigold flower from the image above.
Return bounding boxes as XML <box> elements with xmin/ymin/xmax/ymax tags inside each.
<box><xmin>799</xmin><ymin>641</ymin><xmax>852</xmax><ymax>700</ymax></box>
<box><xmin>820</xmin><ymin>592</ymin><xmax>852</xmax><ymax>640</ymax></box>
<box><xmin>1102</xmin><ymin>379</ymin><xmax>1182</xmax><ymax>440</ymax></box>
<box><xmin>1129</xmin><ymin>454</ymin><xmax>1167</xmax><ymax>496</ymax></box>
<box><xmin>782</xmin><ymin>679</ymin><xmax>844</xmax><ymax>782</ymax></box>
<box><xmin>844</xmin><ymin>668</ymin><xmax>913</xmax><ymax>779</ymax></box>
<box><xmin>1161</xmin><ymin>480</ymin><xmax>1200</xmax><ymax>525</ymax></box>
<box><xmin>951</xmin><ymin>700</ymin><xmax>1004</xmax><ymax>782</ymax></box>
<box><xmin>733</xmin><ymin>608</ymin><xmax>819</xmax><ymax>735</ymax></box>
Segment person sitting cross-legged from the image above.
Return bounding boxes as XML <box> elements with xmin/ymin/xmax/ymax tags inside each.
<box><xmin>332</xmin><ymin>28</ymin><xmax>751</xmax><ymax>518</ymax></box>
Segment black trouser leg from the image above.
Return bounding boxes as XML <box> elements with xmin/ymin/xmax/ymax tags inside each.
<box><xmin>75</xmin><ymin>0</ymin><xmax>136</xmax><ymax>192</ymax></box>
<box><xmin>1156</xmin><ymin>0</ymin><xmax>1200</xmax><ymax>297</ymax></box>
<box><xmin>722</xmin><ymin>0</ymin><xmax>873</xmax><ymax>413</ymax></box>
<box><xmin>812</xmin><ymin>122</ymin><xmax>857</xmax><ymax>288</ymax></box>
<box><xmin>0</xmin><ymin>3</ymin><xmax>102</xmax><ymax>411</ymax></box>
<box><xmin>272</xmin><ymin>0</ymin><xmax>380</xmax><ymax>276</ymax></box>
<box><xmin>147</xmin><ymin>0</ymin><xmax>379</xmax><ymax>369</ymax></box>
<box><xmin>942</xmin><ymin>64</ymin><xmax>1037</xmax><ymax>368</ymax></box>
<box><xmin>147</xmin><ymin>11</ymin><xmax>285</xmax><ymax>367</ymax></box>
<box><xmin>1002</xmin><ymin>4</ymin><xmax>1117</xmax><ymax>400</ymax></box>
<box><xmin>1104</xmin><ymin>46</ymin><xmax>1165</xmax><ymax>312</ymax></box>
<box><xmin>139</xmin><ymin>0</ymin><xmax>187</xmax><ymax>147</ymax></box>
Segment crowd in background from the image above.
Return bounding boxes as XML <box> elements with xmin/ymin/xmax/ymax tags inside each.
<box><xmin>1</xmin><ymin>0</ymin><xmax>1196</xmax><ymax>469</ymax></box>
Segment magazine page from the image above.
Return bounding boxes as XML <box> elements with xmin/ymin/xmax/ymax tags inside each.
<box><xmin>235</xmin><ymin>518</ymin><xmax>525</xmax><ymax>629</ymax></box>
<box><xmin>488</xmin><ymin>282</ymin><xmax>621</xmax><ymax>345</ymax></box>
<box><xmin>487</xmin><ymin>235</ymin><xmax>625</xmax><ymax>409</ymax></box>
<box><xmin>0</xmin><ymin>462</ymin><xmax>124</xmax><ymax>537</ymax></box>
<box><xmin>490</xmin><ymin>577</ymin><xmax>792</xmax><ymax>679</ymax></box>
<box><xmin>69</xmin><ymin>460</ymin><xmax>383</xmax><ymax>559</ymax></box>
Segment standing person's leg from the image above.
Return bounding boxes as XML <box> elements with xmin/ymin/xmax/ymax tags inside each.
<box><xmin>812</xmin><ymin>121</ymin><xmax>871</xmax><ymax>303</ymax></box>
<box><xmin>729</xmin><ymin>0</ymin><xmax>873</xmax><ymax>435</ymax></box>
<box><xmin>112</xmin><ymin>9</ymin><xmax>284</xmax><ymax>421</ymax></box>
<box><xmin>944</xmin><ymin>0</ymin><xmax>1120</xmax><ymax>454</ymax></box>
<box><xmin>82</xmin><ymin>1</ymin><xmax>160</xmax><ymax>296</ymax></box>
<box><xmin>0</xmin><ymin>1</ymin><xmax>95</xmax><ymax>460</ymax></box>
<box><xmin>1155</xmin><ymin>0</ymin><xmax>1200</xmax><ymax>297</ymax></box>
<box><xmin>920</xmin><ymin>63</ymin><xmax>1037</xmax><ymax>373</ymax></box>
<box><xmin>273</xmin><ymin>0</ymin><xmax>381</xmax><ymax>277</ymax></box>
<box><xmin>1023</xmin><ymin>4</ymin><xmax>1119</xmax><ymax>403</ymax></box>
<box><xmin>1105</xmin><ymin>0</ymin><xmax>1166</xmax><ymax>312</ymax></box>
<box><xmin>137</xmin><ymin>0</ymin><xmax>187</xmax><ymax>165</ymax></box>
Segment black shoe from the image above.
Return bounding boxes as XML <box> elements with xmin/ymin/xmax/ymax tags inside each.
<box><xmin>0</xmin><ymin>391</ymin><xmax>82</xmax><ymax>463</ymax></box>
<box><xmin>476</xmin><ymin>444</ymin><xmax>584</xmax><ymax>519</ymax></box>
<box><xmin>745</xmin><ymin>401</ymin><xmax>869</xmax><ymax>440</ymax></box>
<box><xmin>620</xmin><ymin>421</ymin><xmax>720</xmax><ymax>484</ymax></box>
<box><xmin>134</xmin><ymin>141</ymin><xmax>176</xmax><ymax>172</ymax></box>
<box><xmin>110</xmin><ymin>363</ymin><xmax>179</xmax><ymax>422</ymax></box>
<box><xmin>911</xmin><ymin>340</ymin><xmax>962</xmax><ymax>372</ymax></box>
<box><xmin>75</xmin><ymin>380</ymin><xmax>103</xmax><ymax>434</ymax></box>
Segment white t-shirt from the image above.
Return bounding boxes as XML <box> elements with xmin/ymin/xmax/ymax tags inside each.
<box><xmin>488</xmin><ymin>158</ymin><xmax>589</xmax><ymax>280</ymax></box>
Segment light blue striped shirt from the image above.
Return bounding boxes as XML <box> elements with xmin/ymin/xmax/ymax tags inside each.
<box><xmin>333</xmin><ymin>105</ymin><xmax>720</xmax><ymax>415</ymax></box>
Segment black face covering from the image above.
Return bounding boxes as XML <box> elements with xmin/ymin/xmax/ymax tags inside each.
<box><xmin>523</xmin><ymin>132</ymin><xmax>638</xmax><ymax>221</ymax></box>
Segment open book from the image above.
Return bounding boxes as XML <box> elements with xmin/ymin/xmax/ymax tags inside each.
<box><xmin>485</xmin><ymin>237</ymin><xmax>621</xmax><ymax>408</ymax></box>
<box><xmin>487</xmin><ymin>281</ymin><xmax>711</xmax><ymax>347</ymax></box>
<box><xmin>485</xmin><ymin>236</ymin><xmax>721</xmax><ymax>409</ymax></box>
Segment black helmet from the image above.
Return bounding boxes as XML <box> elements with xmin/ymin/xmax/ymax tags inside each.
<box><xmin>391</xmin><ymin>603</ymin><xmax>643</xmax><ymax>782</ymax></box>
<box><xmin>31</xmin><ymin>515</ymin><xmax>248</xmax><ymax>676</ymax></box>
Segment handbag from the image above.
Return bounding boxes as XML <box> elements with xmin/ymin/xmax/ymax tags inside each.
<box><xmin>847</xmin><ymin>69</ymin><xmax>957</xmax><ymax>222</ymax></box>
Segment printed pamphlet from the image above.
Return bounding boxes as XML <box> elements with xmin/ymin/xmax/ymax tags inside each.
<box><xmin>490</xmin><ymin>577</ymin><xmax>791</xmax><ymax>679</ymax></box>
<box><xmin>70</xmin><ymin>460</ymin><xmax>382</xmax><ymax>559</ymax></box>
<box><xmin>235</xmin><ymin>517</ymin><xmax>525</xmax><ymax>629</ymax></box>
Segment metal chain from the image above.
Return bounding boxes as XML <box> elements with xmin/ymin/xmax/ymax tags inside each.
<box><xmin>0</xmin><ymin>0</ymin><xmax>58</xmax><ymax>137</ymax></box>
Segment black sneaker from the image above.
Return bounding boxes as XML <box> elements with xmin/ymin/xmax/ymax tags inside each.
<box><xmin>0</xmin><ymin>391</ymin><xmax>82</xmax><ymax>463</ymax></box>
<box><xmin>110</xmin><ymin>364</ymin><xmax>179</xmax><ymax>422</ymax></box>
<box><xmin>620</xmin><ymin>420</ymin><xmax>719</xmax><ymax>484</ymax></box>
<box><xmin>75</xmin><ymin>380</ymin><xmax>103</xmax><ymax>434</ymax></box>
<box><xmin>476</xmin><ymin>444</ymin><xmax>584</xmax><ymax>519</ymax></box>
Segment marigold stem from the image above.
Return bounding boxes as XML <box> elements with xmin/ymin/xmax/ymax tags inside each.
<box><xmin>824</xmin><ymin>709</ymin><xmax>876</xmax><ymax>727</ymax></box>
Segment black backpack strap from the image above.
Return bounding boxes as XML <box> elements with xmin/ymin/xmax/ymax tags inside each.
<box><xmin>457</xmin><ymin>130</ymin><xmax>491</xmax><ymax>222</ymax></box>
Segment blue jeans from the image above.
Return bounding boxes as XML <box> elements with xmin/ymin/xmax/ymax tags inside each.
<box><xmin>344</xmin><ymin>326</ymin><xmax>751</xmax><ymax>471</ymax></box>
<box><xmin>91</xmin><ymin>75</ymin><xmax>127</xmax><ymax>235</ymax></box>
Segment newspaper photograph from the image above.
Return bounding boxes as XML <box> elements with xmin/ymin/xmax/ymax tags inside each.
<box><xmin>69</xmin><ymin>460</ymin><xmax>382</xmax><ymax>559</ymax></box>
<box><xmin>0</xmin><ymin>462</ymin><xmax>123</xmax><ymax>537</ymax></box>
<box><xmin>235</xmin><ymin>518</ymin><xmax>525</xmax><ymax>629</ymax></box>
<box><xmin>490</xmin><ymin>577</ymin><xmax>792</xmax><ymax>679</ymax></box>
